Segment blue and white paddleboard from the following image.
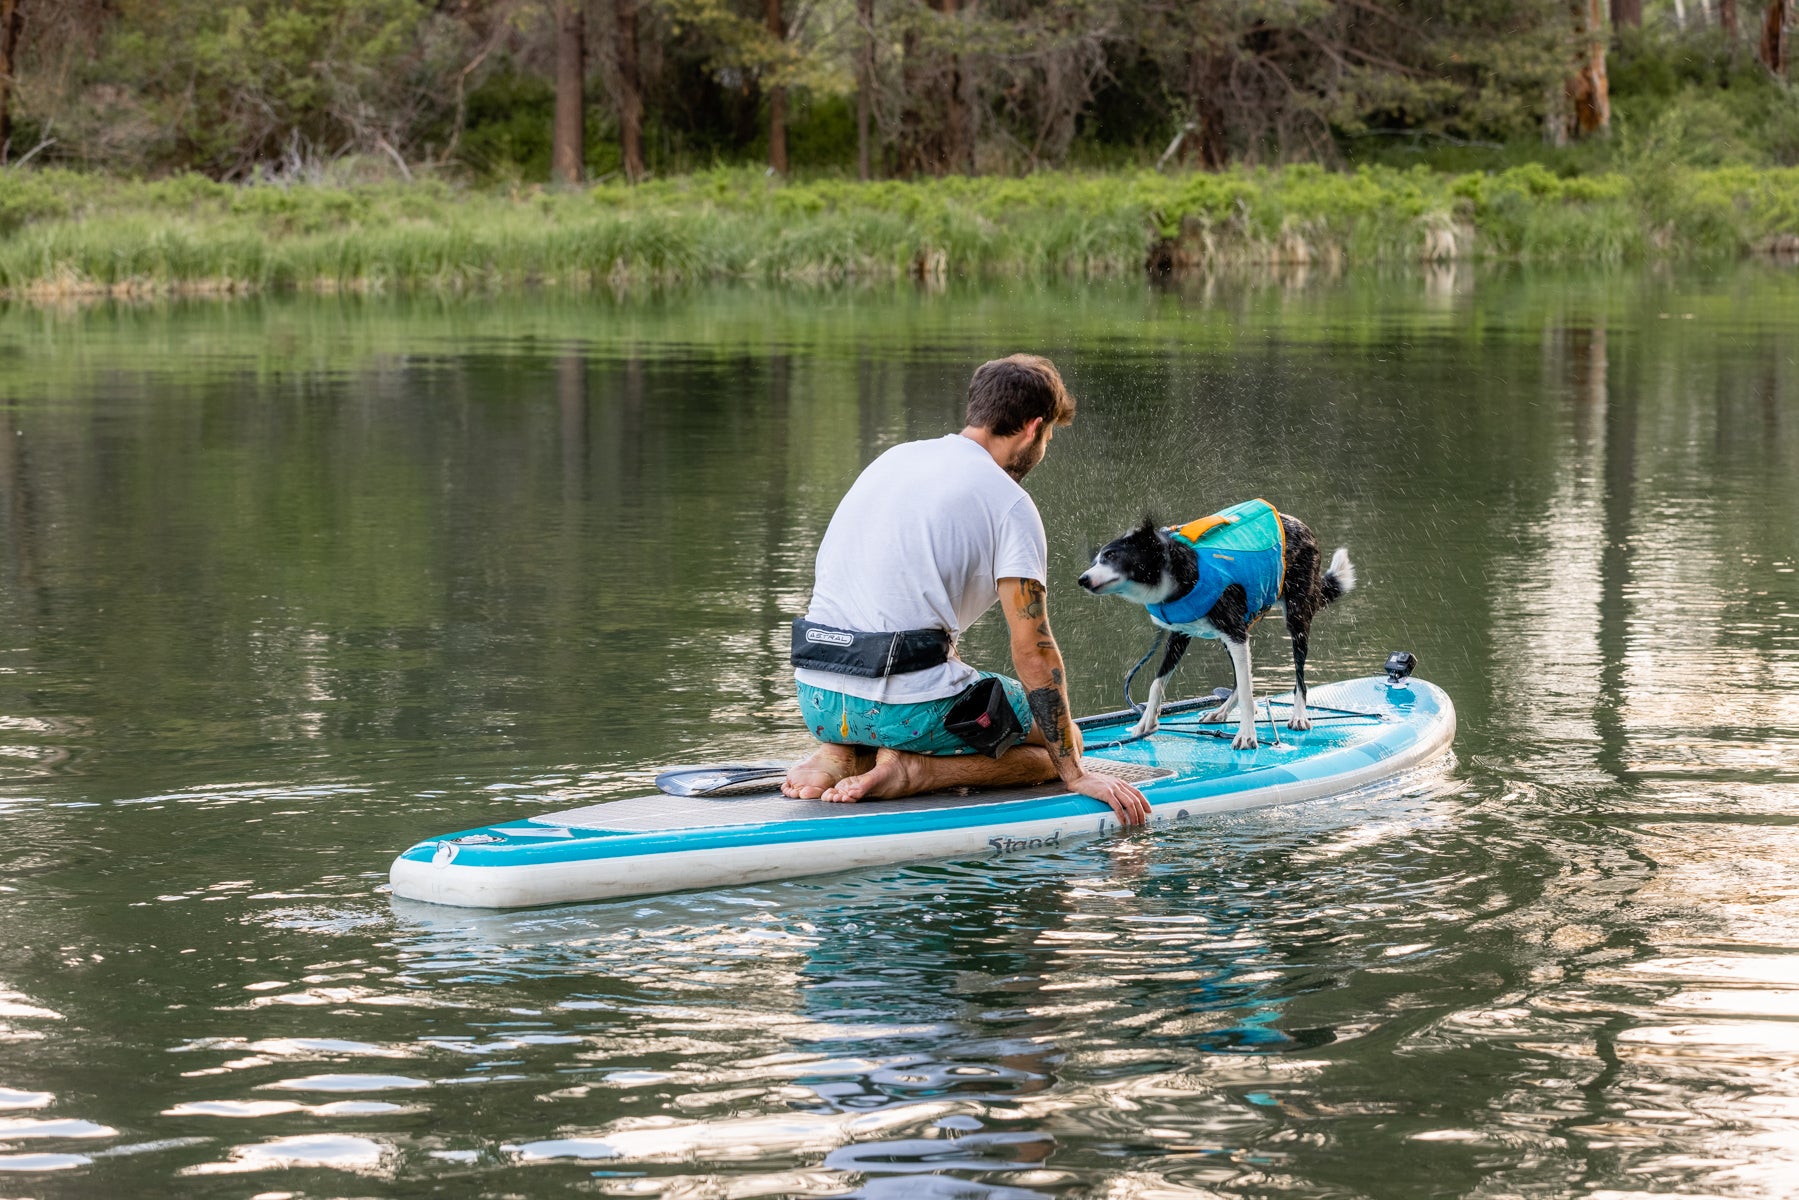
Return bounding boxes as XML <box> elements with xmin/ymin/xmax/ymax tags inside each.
<box><xmin>389</xmin><ymin>675</ymin><xmax>1455</xmax><ymax>909</ymax></box>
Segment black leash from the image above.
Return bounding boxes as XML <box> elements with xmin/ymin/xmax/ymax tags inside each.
<box><xmin>1121</xmin><ymin>629</ymin><xmax>1165</xmax><ymax>715</ymax></box>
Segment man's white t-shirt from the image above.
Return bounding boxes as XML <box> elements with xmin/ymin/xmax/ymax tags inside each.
<box><xmin>795</xmin><ymin>433</ymin><xmax>1049</xmax><ymax>703</ymax></box>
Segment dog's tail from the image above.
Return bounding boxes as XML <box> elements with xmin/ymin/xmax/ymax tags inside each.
<box><xmin>1321</xmin><ymin>547</ymin><xmax>1356</xmax><ymax>605</ymax></box>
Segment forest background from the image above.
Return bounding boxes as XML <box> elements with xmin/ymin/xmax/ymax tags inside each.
<box><xmin>1</xmin><ymin>0</ymin><xmax>1796</xmax><ymax>292</ymax></box>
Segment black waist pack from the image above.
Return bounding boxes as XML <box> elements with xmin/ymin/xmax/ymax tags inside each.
<box><xmin>943</xmin><ymin>676</ymin><xmax>1027</xmax><ymax>758</ymax></box>
<box><xmin>790</xmin><ymin>619</ymin><xmax>953</xmax><ymax>678</ymax></box>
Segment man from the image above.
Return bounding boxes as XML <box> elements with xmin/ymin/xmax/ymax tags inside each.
<box><xmin>781</xmin><ymin>354</ymin><xmax>1150</xmax><ymax>826</ymax></box>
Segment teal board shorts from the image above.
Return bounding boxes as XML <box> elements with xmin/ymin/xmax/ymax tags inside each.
<box><xmin>796</xmin><ymin>673</ymin><xmax>1034</xmax><ymax>756</ymax></box>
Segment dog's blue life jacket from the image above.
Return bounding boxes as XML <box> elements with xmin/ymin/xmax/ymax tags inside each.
<box><xmin>1147</xmin><ymin>498</ymin><xmax>1287</xmax><ymax>633</ymax></box>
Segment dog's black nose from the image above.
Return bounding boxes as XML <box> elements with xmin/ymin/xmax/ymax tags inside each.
<box><xmin>1077</xmin><ymin>572</ymin><xmax>1096</xmax><ymax>591</ymax></box>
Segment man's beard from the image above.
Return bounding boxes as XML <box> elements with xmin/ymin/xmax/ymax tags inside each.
<box><xmin>1004</xmin><ymin>430</ymin><xmax>1051</xmax><ymax>481</ymax></box>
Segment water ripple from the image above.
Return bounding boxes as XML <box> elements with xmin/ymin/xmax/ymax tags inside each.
<box><xmin>180</xmin><ymin>1133</ymin><xmax>393</xmax><ymax>1176</ymax></box>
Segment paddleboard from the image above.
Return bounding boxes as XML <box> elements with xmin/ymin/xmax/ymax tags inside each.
<box><xmin>389</xmin><ymin>674</ymin><xmax>1455</xmax><ymax>909</ymax></box>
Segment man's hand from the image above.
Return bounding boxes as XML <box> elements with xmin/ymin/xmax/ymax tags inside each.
<box><xmin>1069</xmin><ymin>771</ymin><xmax>1150</xmax><ymax>825</ymax></box>
<box><xmin>998</xmin><ymin>576</ymin><xmax>1150</xmax><ymax>826</ymax></box>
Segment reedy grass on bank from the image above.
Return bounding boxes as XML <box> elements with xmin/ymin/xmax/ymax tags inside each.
<box><xmin>2</xmin><ymin>164</ymin><xmax>1796</xmax><ymax>298</ymax></box>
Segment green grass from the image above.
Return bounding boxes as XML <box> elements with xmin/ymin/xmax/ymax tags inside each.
<box><xmin>2</xmin><ymin>163</ymin><xmax>1796</xmax><ymax>299</ymax></box>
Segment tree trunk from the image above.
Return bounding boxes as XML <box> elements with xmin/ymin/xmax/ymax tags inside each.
<box><xmin>0</xmin><ymin>0</ymin><xmax>22</xmax><ymax>164</ymax></box>
<box><xmin>1610</xmin><ymin>0</ymin><xmax>1642</xmax><ymax>27</ymax></box>
<box><xmin>954</xmin><ymin>47</ymin><xmax>977</xmax><ymax>172</ymax></box>
<box><xmin>1765</xmin><ymin>0</ymin><xmax>1791</xmax><ymax>75</ymax></box>
<box><xmin>895</xmin><ymin>2</ymin><xmax>960</xmax><ymax>178</ymax></box>
<box><xmin>1565</xmin><ymin>0</ymin><xmax>1611</xmax><ymax>139</ymax></box>
<box><xmin>765</xmin><ymin>0</ymin><xmax>788</xmax><ymax>173</ymax></box>
<box><xmin>615</xmin><ymin>0</ymin><xmax>644</xmax><ymax>181</ymax></box>
<box><xmin>1188</xmin><ymin>50</ymin><xmax>1230</xmax><ymax>169</ymax></box>
<box><xmin>896</xmin><ymin>21</ymin><xmax>925</xmax><ymax>176</ymax></box>
<box><xmin>552</xmin><ymin>0</ymin><xmax>585</xmax><ymax>185</ymax></box>
<box><xmin>856</xmin><ymin>0</ymin><xmax>873</xmax><ymax>180</ymax></box>
<box><xmin>1720</xmin><ymin>0</ymin><xmax>1737</xmax><ymax>37</ymax></box>
<box><xmin>937</xmin><ymin>0</ymin><xmax>972</xmax><ymax>173</ymax></box>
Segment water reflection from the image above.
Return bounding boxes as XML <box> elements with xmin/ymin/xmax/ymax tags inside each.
<box><xmin>181</xmin><ymin>1132</ymin><xmax>393</xmax><ymax>1175</ymax></box>
<box><xmin>0</xmin><ymin>266</ymin><xmax>1795</xmax><ymax>1194</ymax></box>
<box><xmin>1401</xmin><ymin>289</ymin><xmax>1799</xmax><ymax>1197</ymax></box>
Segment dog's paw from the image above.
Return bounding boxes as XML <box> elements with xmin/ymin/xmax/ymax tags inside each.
<box><xmin>1198</xmin><ymin>704</ymin><xmax>1232</xmax><ymax>725</ymax></box>
<box><xmin>1129</xmin><ymin>714</ymin><xmax>1159</xmax><ymax>739</ymax></box>
<box><xmin>1231</xmin><ymin>729</ymin><xmax>1260</xmax><ymax>751</ymax></box>
<box><xmin>1286</xmin><ymin>714</ymin><xmax>1312</xmax><ymax>732</ymax></box>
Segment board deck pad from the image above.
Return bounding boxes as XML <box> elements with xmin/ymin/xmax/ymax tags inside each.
<box><xmin>543</xmin><ymin>759</ymin><xmax>1179</xmax><ymax>833</ymax></box>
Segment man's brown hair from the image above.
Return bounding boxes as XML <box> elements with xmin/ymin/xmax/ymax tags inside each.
<box><xmin>965</xmin><ymin>354</ymin><xmax>1076</xmax><ymax>436</ymax></box>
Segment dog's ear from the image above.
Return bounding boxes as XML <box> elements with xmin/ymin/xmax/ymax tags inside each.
<box><xmin>1137</xmin><ymin>513</ymin><xmax>1161</xmax><ymax>536</ymax></box>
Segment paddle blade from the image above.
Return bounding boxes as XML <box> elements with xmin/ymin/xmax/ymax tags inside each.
<box><xmin>654</xmin><ymin>764</ymin><xmax>790</xmax><ymax>798</ymax></box>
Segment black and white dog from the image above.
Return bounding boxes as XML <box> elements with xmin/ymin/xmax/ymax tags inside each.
<box><xmin>1077</xmin><ymin>511</ymin><xmax>1355</xmax><ymax>749</ymax></box>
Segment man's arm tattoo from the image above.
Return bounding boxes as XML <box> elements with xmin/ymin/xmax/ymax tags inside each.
<box><xmin>1027</xmin><ymin>686</ymin><xmax>1075</xmax><ymax>759</ymax></box>
<box><xmin>1015</xmin><ymin>580</ymin><xmax>1072</xmax><ymax>760</ymax></box>
<box><xmin>1016</xmin><ymin>580</ymin><xmax>1046</xmax><ymax>620</ymax></box>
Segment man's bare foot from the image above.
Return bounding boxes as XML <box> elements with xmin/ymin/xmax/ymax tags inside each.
<box><xmin>782</xmin><ymin>744</ymin><xmax>863</xmax><ymax>799</ymax></box>
<box><xmin>820</xmin><ymin>748</ymin><xmax>920</xmax><ymax>803</ymax></box>
<box><xmin>782</xmin><ymin>765</ymin><xmax>839</xmax><ymax>799</ymax></box>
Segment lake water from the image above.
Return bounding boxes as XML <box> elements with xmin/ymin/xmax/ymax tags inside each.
<box><xmin>0</xmin><ymin>262</ymin><xmax>1795</xmax><ymax>1198</ymax></box>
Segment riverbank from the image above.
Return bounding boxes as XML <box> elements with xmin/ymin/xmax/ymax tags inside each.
<box><xmin>3</xmin><ymin>164</ymin><xmax>1797</xmax><ymax>298</ymax></box>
